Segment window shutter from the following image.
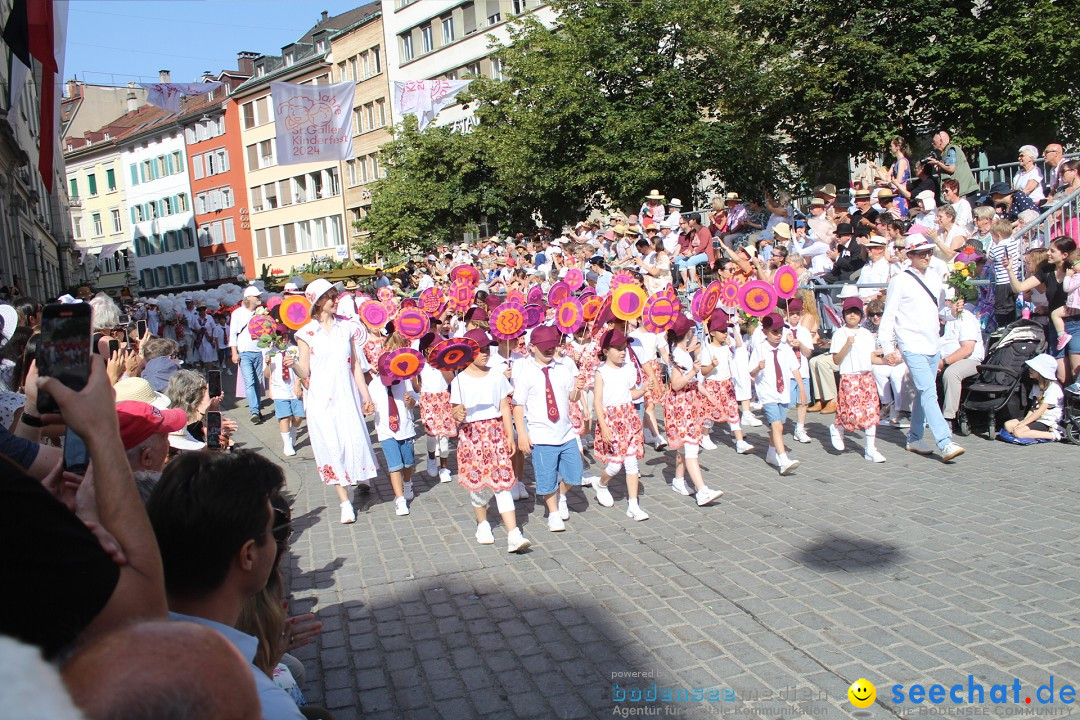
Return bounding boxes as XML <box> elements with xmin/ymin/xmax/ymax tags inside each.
<box><xmin>222</xmin><ymin>150</ymin><xmax>230</xmax><ymax>172</ymax></box>
<box><xmin>130</xmin><ymin>207</ymin><xmax>137</xmax><ymax>224</ymax></box>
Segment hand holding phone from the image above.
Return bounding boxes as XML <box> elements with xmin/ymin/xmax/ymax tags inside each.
<box><xmin>136</xmin><ymin>319</ymin><xmax>147</xmax><ymax>338</ymax></box>
<box><xmin>206</xmin><ymin>411</ymin><xmax>222</xmax><ymax>450</ymax></box>
<box><xmin>37</xmin><ymin>303</ymin><xmax>93</xmax><ymax>415</ymax></box>
<box><xmin>207</xmin><ymin>370</ymin><xmax>222</xmax><ymax>399</ymax></box>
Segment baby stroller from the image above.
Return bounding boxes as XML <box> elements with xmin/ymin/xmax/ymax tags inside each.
<box><xmin>1063</xmin><ymin>387</ymin><xmax>1080</xmax><ymax>445</ymax></box>
<box><xmin>955</xmin><ymin>319</ymin><xmax>1046</xmax><ymax>437</ymax></box>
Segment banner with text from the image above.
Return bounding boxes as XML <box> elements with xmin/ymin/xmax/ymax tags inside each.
<box><xmin>271</xmin><ymin>81</ymin><xmax>355</xmax><ymax>165</ymax></box>
<box><xmin>394</xmin><ymin>79</ymin><xmax>472</xmax><ymax>131</ymax></box>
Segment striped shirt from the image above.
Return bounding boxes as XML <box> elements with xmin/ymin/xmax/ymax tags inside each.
<box><xmin>986</xmin><ymin>236</ymin><xmax>1022</xmax><ymax>285</ymax></box>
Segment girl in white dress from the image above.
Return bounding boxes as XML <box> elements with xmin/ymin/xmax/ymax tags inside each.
<box><xmin>293</xmin><ymin>279</ymin><xmax>378</xmax><ymax>524</ymax></box>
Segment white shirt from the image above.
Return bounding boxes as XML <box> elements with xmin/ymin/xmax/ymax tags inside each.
<box><xmin>830</xmin><ymin>326</ymin><xmax>876</xmax><ymax>374</ymax></box>
<box><xmin>489</xmin><ymin>346</ymin><xmax>524</xmax><ymax>381</ymax></box>
<box><xmin>700</xmin><ymin>341</ymin><xmax>733</xmax><ymax>381</ymax></box>
<box><xmin>512</xmin><ymin>356</ymin><xmax>578</xmax><ymax>445</ymax></box>
<box><xmin>265</xmin><ymin>346</ymin><xmax>300</xmax><ymax>400</ymax></box>
<box><xmin>337</xmin><ymin>293</ymin><xmax>357</xmax><ymax>320</ymax></box>
<box><xmin>858</xmin><ymin>257</ymin><xmax>893</xmax><ymax>299</ymax></box>
<box><xmin>418</xmin><ymin>361</ymin><xmax>448</xmax><ymax>394</ymax></box>
<box><xmin>596</xmin><ymin>361</ymin><xmax>637</xmax><ymax>406</ymax></box>
<box><xmin>1030</xmin><ymin>382</ymin><xmax>1064</xmax><ymax>428</ymax></box>
<box><xmin>749</xmin><ymin>341</ymin><xmax>800</xmax><ymax>405</ymax></box>
<box><xmin>450</xmin><ymin>369</ymin><xmax>511</xmax><ymax>423</ymax></box>
<box><xmin>229</xmin><ymin>306</ymin><xmax>262</xmax><ymax>353</ymax></box>
<box><xmin>416</xmin><ymin>273</ymin><xmax>435</xmax><ymax>293</ymax></box>
<box><xmin>939</xmin><ymin>308</ymin><xmax>985</xmax><ymax>362</ymax></box>
<box><xmin>670</xmin><ymin>347</ymin><xmax>697</xmax><ymax>384</ymax></box>
<box><xmin>951</xmin><ymin>198</ymin><xmax>974</xmax><ymax>234</ymax></box>
<box><xmin>660</xmin><ymin>230</ymin><xmax>680</xmax><ymax>255</ymax></box>
<box><xmin>629</xmin><ymin>328</ymin><xmax>660</xmax><ymax>363</ymax></box>
<box><xmin>369</xmin><ymin>379</ymin><xmax>417</xmax><ymax>441</ymax></box>
<box><xmin>1013</xmin><ymin>166</ymin><xmax>1045</xmax><ymax>203</ymax></box>
<box><xmin>788</xmin><ymin>324</ymin><xmax>813</xmax><ymax>377</ymax></box>
<box><xmin>878</xmin><ymin>266</ymin><xmax>946</xmax><ymax>356</ymax></box>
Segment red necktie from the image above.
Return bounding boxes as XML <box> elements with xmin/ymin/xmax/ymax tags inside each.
<box><xmin>281</xmin><ymin>354</ymin><xmax>290</xmax><ymax>382</ymax></box>
<box><xmin>541</xmin><ymin>366</ymin><xmax>560</xmax><ymax>422</ymax></box>
<box><xmin>627</xmin><ymin>346</ymin><xmax>644</xmax><ymax>385</ymax></box>
<box><xmin>773</xmin><ymin>349</ymin><xmax>785</xmax><ymax>394</ymax></box>
<box><xmin>388</xmin><ymin>384</ymin><xmax>400</xmax><ymax>432</ymax></box>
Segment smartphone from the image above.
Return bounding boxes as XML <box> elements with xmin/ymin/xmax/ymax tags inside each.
<box><xmin>206</xmin><ymin>411</ymin><xmax>222</xmax><ymax>450</ymax></box>
<box><xmin>63</xmin><ymin>428</ymin><xmax>90</xmax><ymax>475</ymax></box>
<box><xmin>118</xmin><ymin>313</ymin><xmax>130</xmax><ymax>326</ymax></box>
<box><xmin>136</xmin><ymin>319</ymin><xmax>147</xmax><ymax>338</ymax></box>
<box><xmin>108</xmin><ymin>338</ymin><xmax>120</xmax><ymax>355</ymax></box>
<box><xmin>207</xmin><ymin>369</ymin><xmax>222</xmax><ymax>399</ymax></box>
<box><xmin>37</xmin><ymin>303</ymin><xmax>93</xmax><ymax>415</ymax></box>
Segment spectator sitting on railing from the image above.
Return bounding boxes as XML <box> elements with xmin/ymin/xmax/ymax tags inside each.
<box><xmin>1044</xmin><ymin>144</ymin><xmax>1067</xmax><ymax>202</ymax></box>
<box><xmin>1013</xmin><ymin>145</ymin><xmax>1045</xmax><ymax>204</ymax></box>
<box><xmin>986</xmin><ymin>181</ymin><xmax>1038</xmax><ymax>225</ymax></box>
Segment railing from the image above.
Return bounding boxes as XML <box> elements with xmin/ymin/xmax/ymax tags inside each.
<box><xmin>1014</xmin><ymin>184</ymin><xmax>1080</xmax><ymax>249</ymax></box>
<box><xmin>971</xmin><ymin>153</ymin><xmax>1079</xmax><ymax>193</ymax></box>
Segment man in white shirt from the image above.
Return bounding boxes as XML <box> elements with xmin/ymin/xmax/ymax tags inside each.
<box><xmin>229</xmin><ymin>286</ymin><xmax>265</xmax><ymax>423</ymax></box>
<box><xmin>938</xmin><ymin>291</ymin><xmax>985</xmax><ymax>429</ymax></box>
<box><xmin>878</xmin><ymin>234</ymin><xmax>965</xmax><ymax>460</ymax></box>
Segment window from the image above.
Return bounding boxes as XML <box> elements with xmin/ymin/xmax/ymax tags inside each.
<box><xmin>337</xmin><ymin>61</ymin><xmax>348</xmax><ymax>83</ymax></box>
<box><xmin>490</xmin><ymin>56</ymin><xmax>504</xmax><ymax>80</ymax></box>
<box><xmin>361</xmin><ymin>52</ymin><xmax>371</xmax><ymax>80</ymax></box>
<box><xmin>376</xmin><ymin>98</ymin><xmax>386</xmax><ymax>127</ymax></box>
<box><xmin>442</xmin><ymin>16</ymin><xmax>455</xmax><ymax>44</ymax></box>
<box><xmin>371</xmin><ymin>154</ymin><xmax>382</xmax><ymax>179</ymax></box>
<box><xmin>512</xmin><ymin>0</ymin><xmax>526</xmax><ymax>13</ymax></box>
<box><xmin>354</xmin><ymin>107</ymin><xmax>363</xmax><ymax>134</ymax></box>
<box><xmin>171</xmin><ymin>152</ymin><xmax>183</xmax><ymax>173</ymax></box>
<box><xmin>87</xmin><ymin>173</ymin><xmax>97</xmax><ymax>196</ymax></box>
<box><xmin>92</xmin><ymin>212</ymin><xmax>103</xmax><ymax>236</ymax></box>
<box><xmin>348</xmin><ymin>159</ymin><xmax>358</xmax><ymax>186</ymax></box>
<box><xmin>372</xmin><ymin>45</ymin><xmax>381</xmax><ymax>74</ymax></box>
<box><xmin>365</xmin><ymin>102</ymin><xmax>375</xmax><ymax>132</ymax></box>
<box><xmin>243</xmin><ymin>101</ymin><xmax>256</xmax><ymax>129</ymax></box>
<box><xmin>106</xmin><ymin>168</ymin><xmax>116</xmax><ymax>191</ymax></box>
<box><xmin>421</xmin><ymin>24</ymin><xmax>434</xmax><ymax>53</ymax></box>
<box><xmin>205</xmin><ymin>149</ymin><xmax>229</xmax><ymax>175</ymax></box>
<box><xmin>111</xmin><ymin>208</ymin><xmax>121</xmax><ymax>233</ymax></box>
<box><xmin>259</xmin><ymin>139</ymin><xmax>275</xmax><ymax>168</ymax></box>
<box><xmin>69</xmin><ymin>178</ymin><xmax>78</xmax><ymax>197</ymax></box>
<box><xmin>349</xmin><ymin>56</ymin><xmax>359</xmax><ymax>81</ymax></box>
<box><xmin>487</xmin><ymin>12</ymin><xmax>501</xmax><ymax>25</ymax></box>
<box><xmin>140</xmin><ymin>269</ymin><xmax>154</xmax><ymax>289</ymax></box>
<box><xmin>463</xmin><ymin>2</ymin><xmax>477</xmax><ymax>34</ymax></box>
<box><xmin>73</xmin><ymin>217</ymin><xmax>81</xmax><ymax>239</ymax></box>
<box><xmin>401</xmin><ymin>34</ymin><xmax>414</xmax><ymax>62</ymax></box>
<box><xmin>359</xmin><ymin>155</ymin><xmax>370</xmax><ymax>184</ymax></box>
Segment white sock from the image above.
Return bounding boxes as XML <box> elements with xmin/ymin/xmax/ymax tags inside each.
<box><xmin>558</xmin><ymin>492</ymin><xmax>567</xmax><ymax>502</ymax></box>
<box><xmin>865</xmin><ymin>427</ymin><xmax>876</xmax><ymax>450</ymax></box>
<box><xmin>508</xmin><ymin>526</ymin><xmax>522</xmax><ymax>539</ymax></box>
<box><xmin>281</xmin><ymin>431</ymin><xmax>292</xmax><ymax>448</ymax></box>
<box><xmin>778</xmin><ymin>452</ymin><xmax>789</xmax><ymax>463</ymax></box>
<box><xmin>795</xmin><ymin>423</ymin><xmax>805</xmax><ymax>433</ymax></box>
<box><xmin>674</xmin><ymin>476</ymin><xmax>684</xmax><ymax>484</ymax></box>
<box><xmin>628</xmin><ymin>498</ymin><xmax>640</xmax><ymax>509</ymax></box>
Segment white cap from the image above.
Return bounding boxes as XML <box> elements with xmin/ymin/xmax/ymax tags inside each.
<box><xmin>242</xmin><ymin>285</ymin><xmax>261</xmax><ymax>298</ymax></box>
<box><xmin>283</xmin><ymin>282</ymin><xmax>299</xmax><ymax>292</ymax></box>
<box><xmin>305</xmin><ymin>278</ymin><xmax>343</xmax><ymax>306</ymax></box>
<box><xmin>905</xmin><ymin>234</ymin><xmax>935</xmax><ymax>252</ymax></box>
<box><xmin>916</xmin><ymin>190</ymin><xmax>937</xmax><ymax>211</ymax></box>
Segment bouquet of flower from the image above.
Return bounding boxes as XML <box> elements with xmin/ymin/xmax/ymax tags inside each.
<box><xmin>249</xmin><ymin>308</ymin><xmax>288</xmax><ymax>353</ymax></box>
<box><xmin>947</xmin><ymin>253</ymin><xmax>979</xmax><ymax>302</ymax></box>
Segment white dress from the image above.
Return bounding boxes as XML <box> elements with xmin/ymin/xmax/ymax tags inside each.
<box><xmin>194</xmin><ymin>315</ymin><xmax>218</xmax><ymax>364</ymax></box>
<box><xmin>298</xmin><ymin>317</ymin><xmax>379</xmax><ymax>486</ymax></box>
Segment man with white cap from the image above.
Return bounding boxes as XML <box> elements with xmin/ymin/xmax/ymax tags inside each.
<box><xmin>229</xmin><ymin>286</ymin><xmax>265</xmax><ymax>424</ymax></box>
<box><xmin>878</xmin><ymin>234</ymin><xmax>965</xmax><ymax>461</ymax></box>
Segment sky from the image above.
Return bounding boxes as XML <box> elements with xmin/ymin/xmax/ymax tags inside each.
<box><xmin>64</xmin><ymin>0</ymin><xmax>380</xmax><ymax>88</ymax></box>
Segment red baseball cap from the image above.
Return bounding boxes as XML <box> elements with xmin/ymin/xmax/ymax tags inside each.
<box><xmin>463</xmin><ymin>329</ymin><xmax>496</xmax><ymax>347</ymax></box>
<box><xmin>530</xmin><ymin>325</ymin><xmax>561</xmax><ymax>351</ymax></box>
<box><xmin>116</xmin><ymin>400</ymin><xmax>188</xmax><ymax>450</ymax></box>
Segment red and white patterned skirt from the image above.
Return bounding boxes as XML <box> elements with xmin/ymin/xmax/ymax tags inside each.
<box><xmin>643</xmin><ymin>359</ymin><xmax>667</xmax><ymax>407</ymax></box>
<box><xmin>419</xmin><ymin>391</ymin><xmax>458</xmax><ymax>438</ymax></box>
<box><xmin>594</xmin><ymin>402</ymin><xmax>645</xmax><ymax>464</ymax></box>
<box><xmin>456</xmin><ymin>417</ymin><xmax>516</xmax><ymax>492</ymax></box>
<box><xmin>700</xmin><ymin>378</ymin><xmax>739</xmax><ymax>424</ymax></box>
<box><xmin>837</xmin><ymin>372</ymin><xmax>880</xmax><ymax>431</ymax></box>
<box><xmin>569</xmin><ymin>396</ymin><xmax>587</xmax><ymax>435</ymax></box>
<box><xmin>662</xmin><ymin>386</ymin><xmax>704</xmax><ymax>449</ymax></box>
<box><xmin>363</xmin><ymin>338</ymin><xmax>384</xmax><ymax>368</ymax></box>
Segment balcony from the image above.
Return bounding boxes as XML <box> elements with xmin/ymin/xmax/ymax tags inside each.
<box><xmin>69</xmin><ymin>197</ymin><xmax>82</xmax><ymax>208</ymax></box>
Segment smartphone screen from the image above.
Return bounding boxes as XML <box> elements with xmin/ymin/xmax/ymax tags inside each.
<box><xmin>136</xmin><ymin>319</ymin><xmax>147</xmax><ymax>338</ymax></box>
<box><xmin>37</xmin><ymin>303</ymin><xmax>93</xmax><ymax>415</ymax></box>
<box><xmin>118</xmin><ymin>313</ymin><xmax>130</xmax><ymax>326</ymax></box>
<box><xmin>206</xmin><ymin>411</ymin><xmax>222</xmax><ymax>450</ymax></box>
<box><xmin>63</xmin><ymin>428</ymin><xmax>90</xmax><ymax>475</ymax></box>
<box><xmin>207</xmin><ymin>370</ymin><xmax>222</xmax><ymax>399</ymax></box>
<box><xmin>108</xmin><ymin>338</ymin><xmax>120</xmax><ymax>355</ymax></box>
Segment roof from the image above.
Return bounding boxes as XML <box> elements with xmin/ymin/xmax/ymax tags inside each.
<box><xmin>295</xmin><ymin>4</ymin><xmax>379</xmax><ymax>47</ymax></box>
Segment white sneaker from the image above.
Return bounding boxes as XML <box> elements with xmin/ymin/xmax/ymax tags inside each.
<box><xmin>557</xmin><ymin>494</ymin><xmax>570</xmax><ymax>520</ymax></box>
<box><xmin>595</xmin><ymin>484</ymin><xmax>614</xmax><ymax>507</ymax></box>
<box><xmin>749</xmin><ymin>401</ymin><xmax>763</xmax><ymax>411</ymax></box>
<box><xmin>671</xmin><ymin>477</ymin><xmax>691</xmax><ymax>495</ymax></box>
<box><xmin>699</xmin><ymin>435</ymin><xmax>718</xmax><ymax>450</ymax></box>
<box><xmin>426</xmin><ymin>458</ymin><xmax>438</xmax><ymax>477</ymax></box>
<box><xmin>547</xmin><ymin>514</ymin><xmax>565</xmax><ymax>532</ymax></box>
<box><xmin>906</xmin><ymin>439</ymin><xmax>934</xmax><ymax>455</ymax></box>
<box><xmin>735</xmin><ymin>439</ymin><xmax>754</xmax><ymax>455</ymax></box>
<box><xmin>765</xmin><ymin>447</ymin><xmax>779</xmax><ymax>466</ymax></box>
<box><xmin>941</xmin><ymin>442</ymin><xmax>965</xmax><ymax>461</ymax></box>
<box><xmin>778</xmin><ymin>457</ymin><xmax>800</xmax><ymax>475</ymax></box>
<box><xmin>403</xmin><ymin>482</ymin><xmax>415</xmax><ymax>501</ymax></box>
<box><xmin>507</xmin><ymin>529</ymin><xmax>531</xmax><ymax>553</ymax></box>
<box><xmin>626</xmin><ymin>504</ymin><xmax>649</xmax><ymax>521</ymax></box>
<box><xmin>742</xmin><ymin>412</ymin><xmax>763</xmax><ymax>427</ymax></box>
<box><xmin>793</xmin><ymin>428</ymin><xmax>811</xmax><ymax>444</ymax></box>
<box><xmin>340</xmin><ymin>501</ymin><xmax>356</xmax><ymax>524</ymax></box>
<box><xmin>864</xmin><ymin>448</ymin><xmax>886</xmax><ymax>463</ymax></box>
<box><xmin>283</xmin><ymin>443</ymin><xmax>297</xmax><ymax>457</ymax></box>
<box><xmin>828</xmin><ymin>424</ymin><xmax>845</xmax><ymax>451</ymax></box>
<box><xmin>475</xmin><ymin>521</ymin><xmax>495</xmax><ymax>545</ymax></box>
<box><xmin>394</xmin><ymin>496</ymin><xmax>410</xmax><ymax>516</ymax></box>
<box><xmin>653</xmin><ymin>434</ymin><xmax>668</xmax><ymax>451</ymax></box>
<box><xmin>696</xmin><ymin>487</ymin><xmax>724</xmax><ymax>506</ymax></box>
<box><xmin>438</xmin><ymin>468</ymin><xmax>452</xmax><ymax>483</ymax></box>
<box><xmin>581</xmin><ymin>475</ymin><xmax>598</xmax><ymax>488</ymax></box>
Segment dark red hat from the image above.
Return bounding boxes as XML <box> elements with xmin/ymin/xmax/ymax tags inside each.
<box><xmin>599</xmin><ymin>328</ymin><xmax>629</xmax><ymax>351</ymax></box>
<box><xmin>463</xmin><ymin>328</ymin><xmax>496</xmax><ymax>347</ymax></box>
<box><xmin>761</xmin><ymin>312</ymin><xmax>785</xmax><ymax>331</ymax></box>
<box><xmin>465</xmin><ymin>306</ymin><xmax>489</xmax><ymax>323</ymax></box>
<box><xmin>708</xmin><ymin>313</ymin><xmax>728</xmax><ymax>333</ymax></box>
<box><xmin>530</xmin><ymin>325</ymin><xmax>561</xmax><ymax>351</ymax></box>
<box><xmin>786</xmin><ymin>298</ymin><xmax>804</xmax><ymax>313</ymax></box>
<box><xmin>670</xmin><ymin>314</ymin><xmax>693</xmax><ymax>337</ymax></box>
<box><xmin>842</xmin><ymin>297</ymin><xmax>865</xmax><ymax>314</ymax></box>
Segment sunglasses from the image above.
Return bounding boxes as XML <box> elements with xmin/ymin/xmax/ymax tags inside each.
<box><xmin>271</xmin><ymin>505</ymin><xmax>293</xmax><ymax>545</ymax></box>
<box><xmin>869</xmin><ymin>312</ymin><xmax>883</xmax><ymax>317</ymax></box>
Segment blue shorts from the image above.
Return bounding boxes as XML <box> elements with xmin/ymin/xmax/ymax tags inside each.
<box><xmin>1052</xmin><ymin>316</ymin><xmax>1080</xmax><ymax>359</ymax></box>
<box><xmin>273</xmin><ymin>398</ymin><xmax>306</xmax><ymax>419</ymax></box>
<box><xmin>381</xmin><ymin>436</ymin><xmax>415</xmax><ymax>473</ymax></box>
<box><xmin>763</xmin><ymin>401</ymin><xmax>791</xmax><ymax>425</ymax></box>
<box><xmin>789</xmin><ymin>381</ymin><xmax>806</xmax><ymax>407</ymax></box>
<box><xmin>531</xmin><ymin>438</ymin><xmax>583</xmax><ymax>496</ymax></box>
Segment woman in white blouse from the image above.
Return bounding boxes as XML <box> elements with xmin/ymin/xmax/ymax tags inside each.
<box><xmin>1013</xmin><ymin>145</ymin><xmax>1045</xmax><ymax>203</ymax></box>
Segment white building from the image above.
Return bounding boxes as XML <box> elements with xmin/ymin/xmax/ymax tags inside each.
<box><xmin>380</xmin><ymin>0</ymin><xmax>554</xmax><ymax>131</ymax></box>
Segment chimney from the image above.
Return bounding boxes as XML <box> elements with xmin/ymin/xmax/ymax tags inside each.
<box><xmin>126</xmin><ymin>90</ymin><xmax>138</xmax><ymax>113</ymax></box>
<box><xmin>236</xmin><ymin>51</ymin><xmax>258</xmax><ymax>76</ymax></box>
<box><xmin>202</xmin><ymin>70</ymin><xmax>215</xmax><ymax>83</ymax></box>
<box><xmin>159</xmin><ymin>69</ymin><xmax>171</xmax><ymax>83</ymax></box>
<box><xmin>65</xmin><ymin>78</ymin><xmax>78</xmax><ymax>98</ymax></box>
<box><xmin>320</xmin><ymin>10</ymin><xmax>329</xmax><ymax>22</ymax></box>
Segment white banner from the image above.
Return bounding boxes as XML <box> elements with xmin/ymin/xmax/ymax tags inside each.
<box><xmin>394</xmin><ymin>79</ymin><xmax>472</xmax><ymax>131</ymax></box>
<box><xmin>140</xmin><ymin>82</ymin><xmax>224</xmax><ymax>112</ymax></box>
<box><xmin>271</xmin><ymin>81</ymin><xmax>355</xmax><ymax>165</ymax></box>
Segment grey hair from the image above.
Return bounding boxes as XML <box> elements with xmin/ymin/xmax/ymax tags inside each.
<box><xmin>89</xmin><ymin>292</ymin><xmax>120</xmax><ymax>331</ymax></box>
<box><xmin>936</xmin><ymin>205</ymin><xmax>956</xmax><ymax>220</ymax></box>
<box><xmin>142</xmin><ymin>337</ymin><xmax>179</xmax><ymax>360</ymax></box>
<box><xmin>1019</xmin><ymin>144</ymin><xmax>1039</xmax><ymax>161</ymax></box>
<box><xmin>973</xmin><ymin>205</ymin><xmax>997</xmax><ymax>222</ymax></box>
<box><xmin>164</xmin><ymin>369</ymin><xmax>208</xmax><ymax>419</ymax></box>
<box><xmin>132</xmin><ymin>470</ymin><xmax>162</xmax><ymax>505</ymax></box>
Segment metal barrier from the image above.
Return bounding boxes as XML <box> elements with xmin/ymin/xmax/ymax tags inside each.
<box><xmin>1014</xmin><ymin>184</ymin><xmax>1080</xmax><ymax>248</ymax></box>
<box><xmin>971</xmin><ymin>153</ymin><xmax>1078</xmax><ymax>193</ymax></box>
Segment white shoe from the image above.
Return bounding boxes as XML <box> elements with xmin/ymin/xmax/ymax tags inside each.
<box><xmin>426</xmin><ymin>458</ymin><xmax>438</xmax><ymax>477</ymax></box>
<box><xmin>547</xmin><ymin>514</ymin><xmax>565</xmax><ymax>532</ymax></box>
<box><xmin>696</xmin><ymin>487</ymin><xmax>724</xmax><ymax>506</ymax></box>
<box><xmin>699</xmin><ymin>435</ymin><xmax>718</xmax><ymax>450</ymax></box>
<box><xmin>735</xmin><ymin>439</ymin><xmax>754</xmax><ymax>455</ymax></box>
<box><xmin>778</xmin><ymin>457</ymin><xmax>800</xmax><ymax>475</ymax></box>
<box><xmin>403</xmin><ymin>482</ymin><xmax>415</xmax><ymax>501</ymax></box>
<box><xmin>283</xmin><ymin>443</ymin><xmax>297</xmax><ymax>457</ymax></box>
<box><xmin>340</xmin><ymin>501</ymin><xmax>356</xmax><ymax>524</ymax></box>
<box><xmin>595</xmin><ymin>484</ymin><xmax>614</xmax><ymax>507</ymax></box>
<box><xmin>507</xmin><ymin>529</ymin><xmax>531</xmax><ymax>553</ymax></box>
<box><xmin>765</xmin><ymin>447</ymin><xmax>779</xmax><ymax>466</ymax></box>
<box><xmin>626</xmin><ymin>504</ymin><xmax>650</xmax><ymax>521</ymax></box>
<box><xmin>793</xmin><ymin>428</ymin><xmax>811</xmax><ymax>444</ymax></box>
<box><xmin>580</xmin><ymin>475</ymin><xmax>598</xmax><ymax>488</ymax></box>
<box><xmin>394</xmin><ymin>496</ymin><xmax>410</xmax><ymax>516</ymax></box>
<box><xmin>906</xmin><ymin>439</ymin><xmax>934</xmax><ymax>455</ymax></box>
<box><xmin>742</xmin><ymin>412</ymin><xmax>763</xmax><ymax>427</ymax></box>
<box><xmin>864</xmin><ymin>448</ymin><xmax>886</xmax><ymax>463</ymax></box>
<box><xmin>557</xmin><ymin>494</ymin><xmax>570</xmax><ymax>520</ymax></box>
<box><xmin>671</xmin><ymin>477</ymin><xmax>691</xmax><ymax>495</ymax></box>
<box><xmin>749</xmin><ymin>401</ymin><xmax>763</xmax><ymax>411</ymax></box>
<box><xmin>653</xmin><ymin>436</ymin><xmax>668</xmax><ymax>451</ymax></box>
<box><xmin>941</xmin><ymin>442</ymin><xmax>965</xmax><ymax>461</ymax></box>
<box><xmin>475</xmin><ymin>521</ymin><xmax>495</xmax><ymax>545</ymax></box>
<box><xmin>828</xmin><ymin>424</ymin><xmax>845</xmax><ymax>451</ymax></box>
<box><xmin>438</xmin><ymin>468</ymin><xmax>452</xmax><ymax>483</ymax></box>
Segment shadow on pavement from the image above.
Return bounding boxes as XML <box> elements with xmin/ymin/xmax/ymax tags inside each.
<box><xmin>794</xmin><ymin>532</ymin><xmax>904</xmax><ymax>572</ymax></box>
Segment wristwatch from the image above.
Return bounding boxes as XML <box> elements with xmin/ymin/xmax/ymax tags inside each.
<box><xmin>20</xmin><ymin>412</ymin><xmax>44</xmax><ymax>427</ymax></box>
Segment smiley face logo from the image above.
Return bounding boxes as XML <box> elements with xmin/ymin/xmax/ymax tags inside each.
<box><xmin>848</xmin><ymin>678</ymin><xmax>876</xmax><ymax>708</ymax></box>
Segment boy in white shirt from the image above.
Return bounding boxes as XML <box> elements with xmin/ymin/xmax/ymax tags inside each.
<box><xmin>263</xmin><ymin>341</ymin><xmax>304</xmax><ymax>456</ymax></box>
<box><xmin>369</xmin><ymin>364</ymin><xmax>421</xmax><ymax>516</ymax></box>
<box><xmin>749</xmin><ymin>312</ymin><xmax>807</xmax><ymax>475</ymax></box>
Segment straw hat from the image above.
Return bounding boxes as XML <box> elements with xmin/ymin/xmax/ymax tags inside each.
<box><xmin>645</xmin><ymin>189</ymin><xmax>665</xmax><ymax>201</ymax></box>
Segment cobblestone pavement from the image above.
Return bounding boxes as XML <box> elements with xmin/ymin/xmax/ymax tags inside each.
<box><xmin>227</xmin><ymin>387</ymin><xmax>1079</xmax><ymax>720</ymax></box>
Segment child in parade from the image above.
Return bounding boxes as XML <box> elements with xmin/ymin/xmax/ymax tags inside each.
<box><xmin>829</xmin><ymin>297</ymin><xmax>887</xmax><ymax>462</ymax></box>
<box><xmin>416</xmin><ymin>332</ymin><xmax>456</xmax><ymax>484</ymax></box>
<box><xmin>592</xmin><ymin>328</ymin><xmax>650</xmax><ymax>521</ymax></box>
<box><xmin>263</xmin><ymin>333</ymin><xmax>304</xmax><ymax>457</ymax></box>
<box><xmin>749</xmin><ymin>311</ymin><xmax>807</xmax><ymax>476</ymax></box>
<box><xmin>732</xmin><ymin>313</ymin><xmax>763</xmax><ymax>427</ymax></box>
<box><xmin>371</xmin><ymin>333</ymin><xmax>421</xmax><ymax>516</ymax></box>
<box><xmin>490</xmin><ymin>333</ymin><xmax>530</xmax><ymax>499</ymax></box>
<box><xmin>699</xmin><ymin>312</ymin><xmax>754</xmax><ymax>455</ymax></box>
<box><xmin>629</xmin><ymin>321</ymin><xmax>668</xmax><ymax>450</ymax></box>
<box><xmin>784</xmin><ymin>299</ymin><xmax>815</xmax><ymax>445</ymax></box>
<box><xmin>450</xmin><ymin>329</ymin><xmax>530</xmax><ymax>552</ymax></box>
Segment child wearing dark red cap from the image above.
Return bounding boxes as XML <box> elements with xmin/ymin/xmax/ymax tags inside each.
<box><xmin>829</xmin><ymin>297</ymin><xmax>886</xmax><ymax>462</ymax></box>
<box><xmin>749</xmin><ymin>311</ymin><xmax>807</xmax><ymax>475</ymax></box>
<box><xmin>593</xmin><ymin>328</ymin><xmax>649</xmax><ymax>520</ymax></box>
<box><xmin>416</xmin><ymin>331</ymin><xmax>457</xmax><ymax>483</ymax></box>
<box><xmin>699</xmin><ymin>312</ymin><xmax>753</xmax><ymax>455</ymax></box>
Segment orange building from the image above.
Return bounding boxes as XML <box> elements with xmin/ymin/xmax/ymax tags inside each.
<box><xmin>178</xmin><ymin>57</ymin><xmax>256</xmax><ymax>286</ymax></box>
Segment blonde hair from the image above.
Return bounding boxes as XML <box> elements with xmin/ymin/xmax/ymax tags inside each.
<box><xmin>990</xmin><ymin>218</ymin><xmax>1014</xmax><ymax>240</ymax></box>
<box><xmin>237</xmin><ymin>567</ymin><xmax>287</xmax><ymax>677</ymax></box>
<box><xmin>796</xmin><ymin>288</ymin><xmax>819</xmax><ymax>330</ymax></box>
